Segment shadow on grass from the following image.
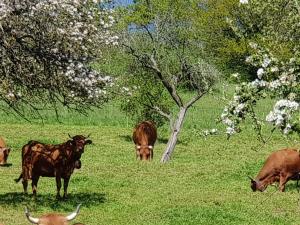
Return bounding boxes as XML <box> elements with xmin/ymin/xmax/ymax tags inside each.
<box><xmin>0</xmin><ymin>163</ymin><xmax>12</xmax><ymax>167</ymax></box>
<box><xmin>158</xmin><ymin>138</ymin><xmax>169</xmax><ymax>144</ymax></box>
<box><xmin>0</xmin><ymin>192</ymin><xmax>106</xmax><ymax>211</ymax></box>
<box><xmin>284</xmin><ymin>182</ymin><xmax>300</xmax><ymax>192</ymax></box>
<box><xmin>119</xmin><ymin>135</ymin><xmax>132</xmax><ymax>142</ymax></box>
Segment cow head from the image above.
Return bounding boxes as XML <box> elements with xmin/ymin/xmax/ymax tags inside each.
<box><xmin>0</xmin><ymin>147</ymin><xmax>10</xmax><ymax>165</ymax></box>
<box><xmin>136</xmin><ymin>145</ymin><xmax>153</xmax><ymax>160</ymax></box>
<box><xmin>25</xmin><ymin>204</ymin><xmax>81</xmax><ymax>225</ymax></box>
<box><xmin>249</xmin><ymin>176</ymin><xmax>267</xmax><ymax>192</ymax></box>
<box><xmin>68</xmin><ymin>134</ymin><xmax>92</xmax><ymax>161</ymax></box>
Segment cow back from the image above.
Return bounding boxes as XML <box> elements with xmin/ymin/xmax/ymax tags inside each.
<box><xmin>133</xmin><ymin>121</ymin><xmax>157</xmax><ymax>145</ymax></box>
<box><xmin>21</xmin><ymin>140</ymin><xmax>77</xmax><ymax>178</ymax></box>
<box><xmin>256</xmin><ymin>148</ymin><xmax>300</xmax><ymax>180</ymax></box>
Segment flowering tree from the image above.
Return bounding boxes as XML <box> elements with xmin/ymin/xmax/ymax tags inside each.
<box><xmin>0</xmin><ymin>0</ymin><xmax>118</xmax><ymax>118</ymax></box>
<box><xmin>117</xmin><ymin>0</ymin><xmax>219</xmax><ymax>162</ymax></box>
<box><xmin>221</xmin><ymin>0</ymin><xmax>300</xmax><ymax>140</ymax></box>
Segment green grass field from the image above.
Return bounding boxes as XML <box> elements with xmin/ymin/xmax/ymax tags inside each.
<box><xmin>0</xmin><ymin>92</ymin><xmax>300</xmax><ymax>225</ymax></box>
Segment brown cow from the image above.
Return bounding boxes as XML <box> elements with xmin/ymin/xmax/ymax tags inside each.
<box><xmin>15</xmin><ymin>135</ymin><xmax>92</xmax><ymax>198</ymax></box>
<box><xmin>0</xmin><ymin>136</ymin><xmax>6</xmax><ymax>148</ymax></box>
<box><xmin>25</xmin><ymin>204</ymin><xmax>82</xmax><ymax>225</ymax></box>
<box><xmin>132</xmin><ymin>121</ymin><xmax>157</xmax><ymax>160</ymax></box>
<box><xmin>0</xmin><ymin>136</ymin><xmax>10</xmax><ymax>165</ymax></box>
<box><xmin>250</xmin><ymin>148</ymin><xmax>300</xmax><ymax>192</ymax></box>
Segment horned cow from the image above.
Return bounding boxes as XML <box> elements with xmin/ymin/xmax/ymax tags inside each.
<box><xmin>15</xmin><ymin>135</ymin><xmax>92</xmax><ymax>198</ymax></box>
<box><xmin>250</xmin><ymin>148</ymin><xmax>300</xmax><ymax>192</ymax></box>
<box><xmin>132</xmin><ymin>121</ymin><xmax>157</xmax><ymax>160</ymax></box>
<box><xmin>25</xmin><ymin>204</ymin><xmax>82</xmax><ymax>225</ymax></box>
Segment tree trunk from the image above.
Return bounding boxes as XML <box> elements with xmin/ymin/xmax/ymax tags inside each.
<box><xmin>160</xmin><ymin>107</ymin><xmax>187</xmax><ymax>163</ymax></box>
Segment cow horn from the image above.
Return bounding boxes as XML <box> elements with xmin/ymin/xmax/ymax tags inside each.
<box><xmin>86</xmin><ymin>133</ymin><xmax>91</xmax><ymax>139</ymax></box>
<box><xmin>66</xmin><ymin>204</ymin><xmax>81</xmax><ymax>221</ymax></box>
<box><xmin>25</xmin><ymin>207</ymin><xmax>39</xmax><ymax>224</ymax></box>
<box><xmin>68</xmin><ymin>133</ymin><xmax>73</xmax><ymax>139</ymax></box>
<box><xmin>247</xmin><ymin>176</ymin><xmax>255</xmax><ymax>182</ymax></box>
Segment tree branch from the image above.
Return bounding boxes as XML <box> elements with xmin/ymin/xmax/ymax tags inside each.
<box><xmin>153</xmin><ymin>106</ymin><xmax>172</xmax><ymax>121</ymax></box>
<box><xmin>123</xmin><ymin>43</ymin><xmax>183</xmax><ymax>107</ymax></box>
<box><xmin>185</xmin><ymin>91</ymin><xmax>206</xmax><ymax>109</ymax></box>
<box><xmin>148</xmin><ymin>54</ymin><xmax>183</xmax><ymax>107</ymax></box>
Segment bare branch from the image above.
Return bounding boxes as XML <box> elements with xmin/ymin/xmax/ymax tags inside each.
<box><xmin>123</xmin><ymin>43</ymin><xmax>184</xmax><ymax>107</ymax></box>
<box><xmin>148</xmin><ymin>54</ymin><xmax>183</xmax><ymax>107</ymax></box>
<box><xmin>152</xmin><ymin>106</ymin><xmax>172</xmax><ymax>121</ymax></box>
<box><xmin>142</xmin><ymin>24</ymin><xmax>154</xmax><ymax>43</ymax></box>
<box><xmin>185</xmin><ymin>92</ymin><xmax>206</xmax><ymax>109</ymax></box>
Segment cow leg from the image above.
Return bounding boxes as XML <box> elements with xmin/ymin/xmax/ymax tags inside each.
<box><xmin>31</xmin><ymin>176</ymin><xmax>39</xmax><ymax>197</ymax></box>
<box><xmin>63</xmin><ymin>177</ymin><xmax>70</xmax><ymax>199</ymax></box>
<box><xmin>56</xmin><ymin>176</ymin><xmax>62</xmax><ymax>199</ymax></box>
<box><xmin>22</xmin><ymin>179</ymin><xmax>28</xmax><ymax>194</ymax></box>
<box><xmin>279</xmin><ymin>173</ymin><xmax>289</xmax><ymax>192</ymax></box>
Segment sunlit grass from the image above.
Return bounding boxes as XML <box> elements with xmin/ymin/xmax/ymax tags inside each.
<box><xmin>0</xmin><ymin>90</ymin><xmax>299</xmax><ymax>225</ymax></box>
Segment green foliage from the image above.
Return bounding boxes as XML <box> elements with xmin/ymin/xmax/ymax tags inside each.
<box><xmin>119</xmin><ymin>70</ymin><xmax>172</xmax><ymax>127</ymax></box>
<box><xmin>194</xmin><ymin>0</ymin><xmax>251</xmax><ymax>75</ymax></box>
<box><xmin>110</xmin><ymin>0</ymin><xmax>220</xmax><ymax>132</ymax></box>
<box><xmin>222</xmin><ymin>0</ymin><xmax>300</xmax><ymax>138</ymax></box>
<box><xmin>230</xmin><ymin>0</ymin><xmax>300</xmax><ymax>61</ymax></box>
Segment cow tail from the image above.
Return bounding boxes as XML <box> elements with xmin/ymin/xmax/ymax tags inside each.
<box><xmin>14</xmin><ymin>173</ymin><xmax>23</xmax><ymax>183</ymax></box>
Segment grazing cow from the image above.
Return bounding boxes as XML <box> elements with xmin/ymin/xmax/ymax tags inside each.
<box><xmin>0</xmin><ymin>136</ymin><xmax>10</xmax><ymax>165</ymax></box>
<box><xmin>15</xmin><ymin>135</ymin><xmax>92</xmax><ymax>198</ymax></box>
<box><xmin>132</xmin><ymin>121</ymin><xmax>157</xmax><ymax>160</ymax></box>
<box><xmin>25</xmin><ymin>204</ymin><xmax>82</xmax><ymax>225</ymax></box>
<box><xmin>249</xmin><ymin>148</ymin><xmax>300</xmax><ymax>192</ymax></box>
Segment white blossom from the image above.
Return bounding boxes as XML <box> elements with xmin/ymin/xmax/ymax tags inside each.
<box><xmin>226</xmin><ymin>127</ymin><xmax>236</xmax><ymax>135</ymax></box>
<box><xmin>231</xmin><ymin>73</ymin><xmax>240</xmax><ymax>78</ymax></box>
<box><xmin>257</xmin><ymin>68</ymin><xmax>264</xmax><ymax>79</ymax></box>
<box><xmin>262</xmin><ymin>58</ymin><xmax>271</xmax><ymax>68</ymax></box>
<box><xmin>240</xmin><ymin>0</ymin><xmax>249</xmax><ymax>4</ymax></box>
<box><xmin>266</xmin><ymin>100</ymin><xmax>299</xmax><ymax>132</ymax></box>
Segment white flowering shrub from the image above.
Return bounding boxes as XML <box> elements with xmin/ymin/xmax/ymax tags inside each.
<box><xmin>0</xmin><ymin>0</ymin><xmax>117</xmax><ymax>115</ymax></box>
<box><xmin>222</xmin><ymin>0</ymin><xmax>300</xmax><ymax>139</ymax></box>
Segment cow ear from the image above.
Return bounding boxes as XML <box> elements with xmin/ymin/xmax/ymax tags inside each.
<box><xmin>85</xmin><ymin>140</ymin><xmax>92</xmax><ymax>145</ymax></box>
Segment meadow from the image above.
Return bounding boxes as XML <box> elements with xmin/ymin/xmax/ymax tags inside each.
<box><xmin>0</xmin><ymin>91</ymin><xmax>300</xmax><ymax>225</ymax></box>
